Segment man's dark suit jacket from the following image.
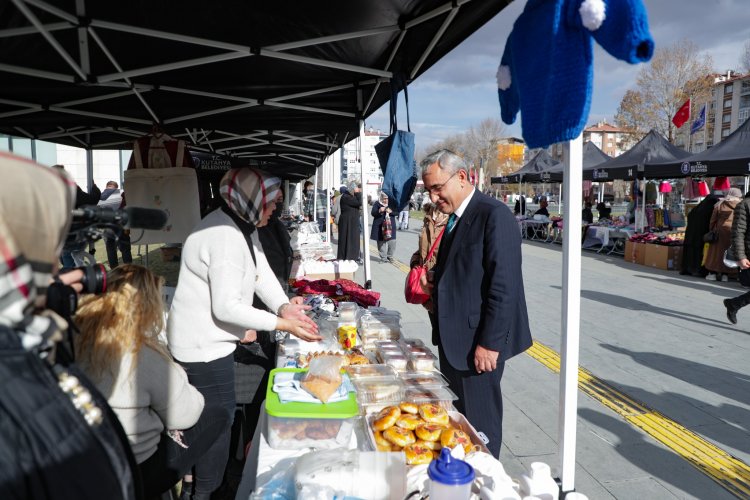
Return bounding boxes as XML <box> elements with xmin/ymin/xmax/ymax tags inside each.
<box><xmin>433</xmin><ymin>190</ymin><xmax>533</xmax><ymax>371</ymax></box>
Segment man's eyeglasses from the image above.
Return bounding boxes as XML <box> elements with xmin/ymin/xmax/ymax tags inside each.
<box><xmin>426</xmin><ymin>170</ymin><xmax>459</xmax><ymax>196</ymax></box>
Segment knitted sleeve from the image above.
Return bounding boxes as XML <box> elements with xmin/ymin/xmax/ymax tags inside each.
<box><xmin>568</xmin><ymin>0</ymin><xmax>653</xmax><ymax>63</ymax></box>
<box><xmin>496</xmin><ymin>38</ymin><xmax>520</xmax><ymax>125</ymax></box>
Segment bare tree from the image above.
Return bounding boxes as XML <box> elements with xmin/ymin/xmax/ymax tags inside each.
<box><xmin>742</xmin><ymin>40</ymin><xmax>750</xmax><ymax>73</ymax></box>
<box><xmin>465</xmin><ymin>117</ymin><xmax>505</xmax><ymax>176</ymax></box>
<box><xmin>615</xmin><ymin>39</ymin><xmax>714</xmax><ymax>143</ymax></box>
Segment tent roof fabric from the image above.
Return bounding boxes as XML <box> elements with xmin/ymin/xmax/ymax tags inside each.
<box><xmin>0</xmin><ymin>0</ymin><xmax>509</xmax><ymax>177</ymax></box>
<box><xmin>646</xmin><ymin>118</ymin><xmax>750</xmax><ymax>178</ymax></box>
<box><xmin>491</xmin><ymin>141</ymin><xmax>610</xmax><ymax>184</ymax></box>
<box><xmin>584</xmin><ymin>129</ymin><xmax>689</xmax><ymax>181</ymax></box>
<box><xmin>491</xmin><ymin>149</ymin><xmax>561</xmax><ymax>184</ymax></box>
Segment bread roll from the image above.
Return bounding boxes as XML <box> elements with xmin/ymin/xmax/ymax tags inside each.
<box><xmin>383</xmin><ymin>426</ymin><xmax>416</xmax><ymax>447</ymax></box>
<box><xmin>440</xmin><ymin>427</ymin><xmax>473</xmax><ymax>453</ymax></box>
<box><xmin>403</xmin><ymin>443</ymin><xmax>434</xmax><ymax>465</ymax></box>
<box><xmin>395</xmin><ymin>414</ymin><xmax>422</xmax><ymax>430</ymax></box>
<box><xmin>372</xmin><ymin>406</ymin><xmax>401</xmax><ymax>431</ymax></box>
<box><xmin>419</xmin><ymin>403</ymin><xmax>449</xmax><ymax>426</ymax></box>
<box><xmin>415</xmin><ymin>423</ymin><xmax>445</xmax><ymax>442</ymax></box>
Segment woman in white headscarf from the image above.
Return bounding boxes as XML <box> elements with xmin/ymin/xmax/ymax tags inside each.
<box><xmin>370</xmin><ymin>191</ymin><xmax>398</xmax><ymax>262</ymax></box>
<box><xmin>167</xmin><ymin>168</ymin><xmax>319</xmax><ymax>499</ymax></box>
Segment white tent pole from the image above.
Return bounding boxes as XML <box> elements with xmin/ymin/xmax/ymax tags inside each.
<box><xmin>325</xmin><ymin>156</ymin><xmax>331</xmax><ymax>243</ymax></box>
<box><xmin>559</xmin><ymin>134</ymin><xmax>583</xmax><ymax>494</ymax></box>
<box><xmin>359</xmin><ymin>119</ymin><xmax>372</xmax><ymax>288</ymax></box>
<box><xmin>744</xmin><ymin>176</ymin><xmax>749</xmax><ymax>195</ymax></box>
<box><xmin>641</xmin><ymin>178</ymin><xmax>647</xmax><ymax>232</ymax></box>
<box><xmin>284</xmin><ymin>181</ymin><xmax>290</xmax><ymax>211</ymax></box>
<box><xmin>313</xmin><ymin>168</ymin><xmax>319</xmax><ymax>226</ymax></box>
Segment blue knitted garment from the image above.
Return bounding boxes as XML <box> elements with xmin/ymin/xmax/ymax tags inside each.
<box><xmin>497</xmin><ymin>0</ymin><xmax>654</xmax><ymax>149</ymax></box>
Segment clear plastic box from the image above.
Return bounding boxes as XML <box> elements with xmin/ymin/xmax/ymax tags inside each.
<box><xmin>404</xmin><ymin>386</ymin><xmax>458</xmax><ymax>409</ymax></box>
<box><xmin>345</xmin><ymin>364</ymin><xmax>397</xmax><ymax>380</ymax></box>
<box><xmin>337</xmin><ymin>302</ymin><xmax>359</xmax><ymax>322</ymax></box>
<box><xmin>378</xmin><ymin>351</ymin><xmax>409</xmax><ymax>371</ymax></box>
<box><xmin>407</xmin><ymin>351</ymin><xmax>437</xmax><ymax>372</ymax></box>
<box><xmin>400</xmin><ymin>371</ymin><xmax>448</xmax><ymax>387</ymax></box>
<box><xmin>353</xmin><ymin>378</ymin><xmax>406</xmax><ymax>405</ymax></box>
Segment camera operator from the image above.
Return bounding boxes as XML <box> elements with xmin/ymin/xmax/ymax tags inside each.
<box><xmin>0</xmin><ymin>152</ymin><xmax>140</xmax><ymax>499</ymax></box>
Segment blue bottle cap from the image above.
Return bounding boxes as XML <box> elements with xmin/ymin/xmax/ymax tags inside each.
<box><xmin>428</xmin><ymin>448</ymin><xmax>475</xmax><ymax>485</ymax></box>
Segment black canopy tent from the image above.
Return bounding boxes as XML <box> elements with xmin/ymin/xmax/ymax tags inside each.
<box><xmin>524</xmin><ymin>141</ymin><xmax>611</xmax><ymax>183</ymax></box>
<box><xmin>583</xmin><ymin>129</ymin><xmax>690</xmax><ymax>182</ymax></box>
<box><xmin>490</xmin><ymin>149</ymin><xmax>561</xmax><ymax>184</ymax></box>
<box><xmin>0</xmin><ymin>0</ymin><xmax>510</xmax><ymax>178</ymax></box>
<box><xmin>646</xmin><ymin>117</ymin><xmax>750</xmax><ymax>179</ymax></box>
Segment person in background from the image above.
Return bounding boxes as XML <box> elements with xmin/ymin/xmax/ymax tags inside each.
<box><xmin>166</xmin><ymin>168</ymin><xmax>319</xmax><ymax>499</ymax></box>
<box><xmin>596</xmin><ymin>201</ymin><xmax>612</xmax><ymax>221</ymax></box>
<box><xmin>75</xmin><ymin>265</ymin><xmax>227</xmax><ymax>498</ymax></box>
<box><xmin>337</xmin><ymin>181</ymin><xmax>362</xmax><ymax>261</ymax></box>
<box><xmin>514</xmin><ymin>194</ymin><xmax>526</xmax><ymax>216</ymax></box>
<box><xmin>53</xmin><ymin>164</ymin><xmax>101</xmax><ymax>269</ymax></box>
<box><xmin>420</xmin><ymin>149</ymin><xmax>532</xmax><ymax>458</ymax></box>
<box><xmin>582</xmin><ymin>201</ymin><xmax>594</xmax><ymax>224</ymax></box>
<box><xmin>98</xmin><ymin>180</ymin><xmax>133</xmax><ymax>269</ymax></box>
<box><xmin>705</xmin><ymin>188</ymin><xmax>742</xmax><ymax>282</ymax></box>
<box><xmin>680</xmin><ymin>191</ymin><xmax>720</xmax><ymax>277</ymax></box>
<box><xmin>534</xmin><ymin>196</ymin><xmax>550</xmax><ymax>217</ymax></box>
<box><xmin>410</xmin><ymin>202</ymin><xmax>449</xmax><ymax>327</ymax></box>
<box><xmin>257</xmin><ymin>190</ymin><xmax>293</xmax><ymax>292</ymax></box>
<box><xmin>625</xmin><ymin>195</ymin><xmax>637</xmax><ymax>224</ymax></box>
<box><xmin>302</xmin><ymin>180</ymin><xmax>314</xmax><ymax>221</ymax></box>
<box><xmin>724</xmin><ymin>191</ymin><xmax>750</xmax><ymax>324</ymax></box>
<box><xmin>331</xmin><ymin>185</ymin><xmax>346</xmax><ymax>231</ymax></box>
<box><xmin>398</xmin><ymin>202</ymin><xmax>410</xmax><ymax>231</ymax></box>
<box><xmin>371</xmin><ymin>191</ymin><xmax>397</xmax><ymax>263</ymax></box>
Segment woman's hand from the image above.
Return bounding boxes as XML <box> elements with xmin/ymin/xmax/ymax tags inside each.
<box><xmin>240</xmin><ymin>329</ymin><xmax>257</xmax><ymax>344</ymax></box>
<box><xmin>56</xmin><ymin>268</ymin><xmax>85</xmax><ymax>294</ymax></box>
<box><xmin>290</xmin><ymin>296</ymin><xmax>305</xmax><ymax>305</ymax></box>
<box><xmin>277</xmin><ymin>318</ymin><xmax>322</xmax><ymax>342</ymax></box>
<box><xmin>278</xmin><ymin>304</ymin><xmax>318</xmax><ymax>332</ymax></box>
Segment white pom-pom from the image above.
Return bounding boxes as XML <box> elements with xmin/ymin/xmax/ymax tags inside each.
<box><xmin>579</xmin><ymin>0</ymin><xmax>606</xmax><ymax>31</ymax></box>
<box><xmin>496</xmin><ymin>64</ymin><xmax>512</xmax><ymax>90</ymax></box>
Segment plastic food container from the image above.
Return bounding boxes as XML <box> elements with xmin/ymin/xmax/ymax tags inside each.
<box><xmin>374</xmin><ymin>340</ymin><xmax>402</xmax><ymax>351</ymax></box>
<box><xmin>337</xmin><ymin>302</ymin><xmax>359</xmax><ymax>322</ymax></box>
<box><xmin>407</xmin><ymin>351</ymin><xmax>437</xmax><ymax>371</ymax></box>
<box><xmin>345</xmin><ymin>364</ymin><xmax>397</xmax><ymax>380</ymax></box>
<box><xmin>400</xmin><ymin>372</ymin><xmax>448</xmax><ymax>387</ymax></box>
<box><xmin>353</xmin><ymin>378</ymin><xmax>406</xmax><ymax>405</ymax></box>
<box><xmin>379</xmin><ymin>351</ymin><xmax>409</xmax><ymax>371</ymax></box>
<box><xmin>428</xmin><ymin>448</ymin><xmax>475</xmax><ymax>500</ymax></box>
<box><xmin>404</xmin><ymin>386</ymin><xmax>458</xmax><ymax>409</ymax></box>
<box><xmin>265</xmin><ymin>368</ymin><xmax>359</xmax><ymax>450</ymax></box>
<box><xmin>402</xmin><ymin>338</ymin><xmax>425</xmax><ymax>349</ymax></box>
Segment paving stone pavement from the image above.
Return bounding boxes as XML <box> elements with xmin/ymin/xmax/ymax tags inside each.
<box><xmin>334</xmin><ymin>218</ymin><xmax>747</xmax><ymax>499</ymax></box>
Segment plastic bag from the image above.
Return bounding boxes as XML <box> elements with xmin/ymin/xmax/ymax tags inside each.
<box><xmin>301</xmin><ymin>355</ymin><xmax>344</xmax><ymax>403</ymax></box>
<box><xmin>250</xmin><ymin>457</ymin><xmax>297</xmax><ymax>499</ymax></box>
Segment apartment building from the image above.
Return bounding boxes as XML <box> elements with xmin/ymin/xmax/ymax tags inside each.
<box><xmin>548</xmin><ymin>120</ymin><xmax>632</xmax><ymax>161</ymax></box>
<box><xmin>339</xmin><ymin>126</ymin><xmax>388</xmax><ymax>201</ymax></box>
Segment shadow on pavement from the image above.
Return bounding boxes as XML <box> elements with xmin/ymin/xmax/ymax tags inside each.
<box><xmin>600</xmin><ymin>343</ymin><xmax>750</xmax><ymax>409</ymax></box>
<box><xmin>633</xmin><ymin>273</ymin><xmax>743</xmax><ymax>298</ymax></box>
<box><xmin>553</xmin><ymin>286</ymin><xmax>749</xmax><ymax>335</ymax></box>
<box><xmin>579</xmin><ymin>407</ymin><xmax>731</xmax><ymax>499</ymax></box>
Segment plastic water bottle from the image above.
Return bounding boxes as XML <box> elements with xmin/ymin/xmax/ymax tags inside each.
<box><xmin>518</xmin><ymin>462</ymin><xmax>559</xmax><ymax>500</ymax></box>
<box><xmin>428</xmin><ymin>448</ymin><xmax>475</xmax><ymax>500</ymax></box>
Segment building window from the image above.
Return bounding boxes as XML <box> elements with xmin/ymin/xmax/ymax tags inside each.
<box><xmin>725</xmin><ymin>82</ymin><xmax>734</xmax><ymax>94</ymax></box>
<box><xmin>722</xmin><ymin>113</ymin><xmax>732</xmax><ymax>124</ymax></box>
<box><xmin>724</xmin><ymin>99</ymin><xmax>733</xmax><ymax>109</ymax></box>
<box><xmin>740</xmin><ymin>95</ymin><xmax>750</xmax><ymax>108</ymax></box>
<box><xmin>742</xmin><ymin>80</ymin><xmax>750</xmax><ymax>94</ymax></box>
<box><xmin>722</xmin><ymin>128</ymin><xmax>731</xmax><ymax>138</ymax></box>
<box><xmin>739</xmin><ymin>108</ymin><xmax>750</xmax><ymax>124</ymax></box>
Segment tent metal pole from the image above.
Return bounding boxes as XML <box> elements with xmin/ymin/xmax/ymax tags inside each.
<box><xmin>325</xmin><ymin>156</ymin><xmax>332</xmax><ymax>244</ymax></box>
<box><xmin>0</xmin><ymin>61</ymin><xmax>74</xmax><ymax>82</ymax></box>
<box><xmin>164</xmin><ymin>102</ymin><xmax>259</xmax><ymax>124</ymax></box>
<box><xmin>266</xmin><ymin>26</ymin><xmax>399</xmax><ymax>52</ymax></box>
<box><xmin>359</xmin><ymin>119</ymin><xmax>372</xmax><ymax>288</ymax></box>
<box><xmin>0</xmin><ymin>22</ymin><xmax>72</xmax><ymax>38</ymax></box>
<box><xmin>283</xmin><ymin>181</ymin><xmax>290</xmax><ymax>211</ymax></box>
<box><xmin>641</xmin><ymin>178</ymin><xmax>647</xmax><ymax>232</ymax></box>
<box><xmin>98</xmin><ymin>51</ymin><xmax>250</xmax><ymax>82</ymax></box>
<box><xmin>265</xmin><ymin>100</ymin><xmax>355</xmax><ymax>118</ymax></box>
<box><xmin>48</xmin><ymin>105</ymin><xmax>151</xmax><ymax>125</ymax></box>
<box><xmin>745</xmin><ymin>176</ymin><xmax>749</xmax><ymax>195</ymax></box>
<box><xmin>410</xmin><ymin>5</ymin><xmax>459</xmax><ymax>79</ymax></box>
<box><xmin>260</xmin><ymin>49</ymin><xmax>392</xmax><ymax>78</ymax></box>
<box><xmin>558</xmin><ymin>134</ymin><xmax>583</xmax><ymax>493</ymax></box>
<box><xmin>313</xmin><ymin>168</ymin><xmax>319</xmax><ymax>228</ymax></box>
<box><xmin>85</xmin><ymin>147</ymin><xmax>94</xmax><ymax>192</ymax></box>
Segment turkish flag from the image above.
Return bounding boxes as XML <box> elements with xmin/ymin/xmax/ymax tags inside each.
<box><xmin>672</xmin><ymin>99</ymin><xmax>691</xmax><ymax>128</ymax></box>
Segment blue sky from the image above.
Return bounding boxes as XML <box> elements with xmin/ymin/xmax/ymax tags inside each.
<box><xmin>366</xmin><ymin>0</ymin><xmax>750</xmax><ymax>152</ymax></box>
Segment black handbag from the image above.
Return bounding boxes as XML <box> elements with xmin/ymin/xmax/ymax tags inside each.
<box><xmin>0</xmin><ymin>327</ymin><xmax>141</xmax><ymax>500</ymax></box>
<box><xmin>703</xmin><ymin>230</ymin><xmax>718</xmax><ymax>243</ymax></box>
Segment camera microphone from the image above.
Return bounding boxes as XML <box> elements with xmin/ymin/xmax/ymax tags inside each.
<box><xmin>72</xmin><ymin>206</ymin><xmax>168</xmax><ymax>230</ymax></box>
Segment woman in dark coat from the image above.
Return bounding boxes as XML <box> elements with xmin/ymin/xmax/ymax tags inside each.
<box><xmin>370</xmin><ymin>191</ymin><xmax>397</xmax><ymax>263</ymax></box>
<box><xmin>680</xmin><ymin>192</ymin><xmax>720</xmax><ymax>277</ymax></box>
<box><xmin>337</xmin><ymin>181</ymin><xmax>362</xmax><ymax>261</ymax></box>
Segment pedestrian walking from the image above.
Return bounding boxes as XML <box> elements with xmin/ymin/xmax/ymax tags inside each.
<box><xmin>705</xmin><ymin>188</ymin><xmax>742</xmax><ymax>281</ymax></box>
<box><xmin>371</xmin><ymin>191</ymin><xmax>397</xmax><ymax>262</ymax></box>
<box><xmin>397</xmin><ymin>205</ymin><xmax>410</xmax><ymax>230</ymax></box>
<box><xmin>337</xmin><ymin>181</ymin><xmax>362</xmax><ymax>261</ymax></box>
<box><xmin>681</xmin><ymin>192</ymin><xmax>720</xmax><ymax>277</ymax></box>
<box><xmin>724</xmin><ymin>191</ymin><xmax>750</xmax><ymax>324</ymax></box>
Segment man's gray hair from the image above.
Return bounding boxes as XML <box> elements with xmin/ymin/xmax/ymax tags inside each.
<box><xmin>347</xmin><ymin>180</ymin><xmax>358</xmax><ymax>193</ymax></box>
<box><xmin>419</xmin><ymin>149</ymin><xmax>467</xmax><ymax>176</ymax></box>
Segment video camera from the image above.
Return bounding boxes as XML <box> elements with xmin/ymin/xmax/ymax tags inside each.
<box><xmin>60</xmin><ymin>206</ymin><xmax>168</xmax><ymax>294</ymax></box>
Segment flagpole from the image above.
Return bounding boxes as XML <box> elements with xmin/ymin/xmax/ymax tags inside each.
<box><xmin>687</xmin><ymin>97</ymin><xmax>692</xmax><ymax>153</ymax></box>
<box><xmin>704</xmin><ymin>100</ymin><xmax>708</xmax><ymax>150</ymax></box>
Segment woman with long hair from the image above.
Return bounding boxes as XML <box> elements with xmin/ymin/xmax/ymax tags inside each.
<box><xmin>75</xmin><ymin>264</ymin><xmax>226</xmax><ymax>498</ymax></box>
<box><xmin>166</xmin><ymin>168</ymin><xmax>319</xmax><ymax>499</ymax></box>
<box><xmin>705</xmin><ymin>188</ymin><xmax>743</xmax><ymax>281</ymax></box>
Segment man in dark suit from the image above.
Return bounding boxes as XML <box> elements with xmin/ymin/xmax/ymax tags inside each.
<box><xmin>420</xmin><ymin>149</ymin><xmax>533</xmax><ymax>457</ymax></box>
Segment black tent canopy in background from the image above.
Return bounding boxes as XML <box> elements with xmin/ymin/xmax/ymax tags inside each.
<box><xmin>0</xmin><ymin>0</ymin><xmax>510</xmax><ymax>178</ymax></box>
<box><xmin>646</xmin><ymin>118</ymin><xmax>750</xmax><ymax>178</ymax></box>
<box><xmin>490</xmin><ymin>149</ymin><xmax>561</xmax><ymax>184</ymax></box>
<box><xmin>525</xmin><ymin>141</ymin><xmax>611</xmax><ymax>183</ymax></box>
<box><xmin>583</xmin><ymin>129</ymin><xmax>690</xmax><ymax>181</ymax></box>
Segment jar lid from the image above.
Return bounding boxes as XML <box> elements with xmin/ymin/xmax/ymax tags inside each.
<box><xmin>428</xmin><ymin>448</ymin><xmax>475</xmax><ymax>485</ymax></box>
